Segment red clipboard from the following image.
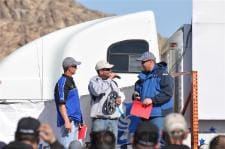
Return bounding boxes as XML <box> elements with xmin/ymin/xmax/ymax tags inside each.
<box><xmin>130</xmin><ymin>100</ymin><xmax>152</xmax><ymax>119</ymax></box>
<box><xmin>78</xmin><ymin>124</ymin><xmax>87</xmax><ymax>140</ymax></box>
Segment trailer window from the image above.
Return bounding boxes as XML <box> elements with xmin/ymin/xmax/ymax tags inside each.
<box><xmin>107</xmin><ymin>40</ymin><xmax>149</xmax><ymax>73</ymax></box>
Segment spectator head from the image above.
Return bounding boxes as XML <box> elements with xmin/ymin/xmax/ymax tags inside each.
<box><xmin>164</xmin><ymin>113</ymin><xmax>188</xmax><ymax>144</ymax></box>
<box><xmin>89</xmin><ymin>130</ymin><xmax>115</xmax><ymax>149</ymax></box>
<box><xmin>209</xmin><ymin>135</ymin><xmax>225</xmax><ymax>149</ymax></box>
<box><xmin>69</xmin><ymin>140</ymin><xmax>82</xmax><ymax>149</ymax></box>
<box><xmin>133</xmin><ymin>121</ymin><xmax>159</xmax><ymax>149</ymax></box>
<box><xmin>15</xmin><ymin>117</ymin><xmax>40</xmax><ymax>149</ymax></box>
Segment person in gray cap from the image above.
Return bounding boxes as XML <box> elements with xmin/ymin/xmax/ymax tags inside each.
<box><xmin>134</xmin><ymin>51</ymin><xmax>174</xmax><ymax>145</ymax></box>
<box><xmin>54</xmin><ymin>57</ymin><xmax>83</xmax><ymax>148</ymax></box>
<box><xmin>88</xmin><ymin>60</ymin><xmax>124</xmax><ymax>141</ymax></box>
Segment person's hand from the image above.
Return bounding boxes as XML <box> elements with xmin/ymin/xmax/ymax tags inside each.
<box><xmin>39</xmin><ymin>123</ymin><xmax>56</xmax><ymax>144</ymax></box>
<box><xmin>143</xmin><ymin>98</ymin><xmax>152</xmax><ymax>106</ymax></box>
<box><xmin>132</xmin><ymin>91</ymin><xmax>141</xmax><ymax>100</ymax></box>
<box><xmin>79</xmin><ymin>123</ymin><xmax>84</xmax><ymax>128</ymax></box>
<box><xmin>109</xmin><ymin>72</ymin><xmax>119</xmax><ymax>79</ymax></box>
<box><xmin>116</xmin><ymin>96</ymin><xmax>122</xmax><ymax>105</ymax></box>
<box><xmin>64</xmin><ymin>120</ymin><xmax>72</xmax><ymax>133</ymax></box>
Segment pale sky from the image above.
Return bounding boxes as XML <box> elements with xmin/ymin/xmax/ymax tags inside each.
<box><xmin>76</xmin><ymin>0</ymin><xmax>192</xmax><ymax>37</ymax></box>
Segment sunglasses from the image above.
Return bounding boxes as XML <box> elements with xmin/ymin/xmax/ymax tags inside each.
<box><xmin>71</xmin><ymin>65</ymin><xmax>77</xmax><ymax>68</ymax></box>
<box><xmin>141</xmin><ymin>60</ymin><xmax>153</xmax><ymax>64</ymax></box>
<box><xmin>141</xmin><ymin>61</ymin><xmax>148</xmax><ymax>64</ymax></box>
<box><xmin>101</xmin><ymin>68</ymin><xmax>111</xmax><ymax>71</ymax></box>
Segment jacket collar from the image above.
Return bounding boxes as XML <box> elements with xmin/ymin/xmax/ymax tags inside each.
<box><xmin>62</xmin><ymin>74</ymin><xmax>73</xmax><ymax>80</ymax></box>
<box><xmin>138</xmin><ymin>62</ymin><xmax>168</xmax><ymax>80</ymax></box>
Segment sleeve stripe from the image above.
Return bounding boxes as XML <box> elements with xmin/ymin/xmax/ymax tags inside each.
<box><xmin>58</xmin><ymin>77</ymin><xmax>66</xmax><ymax>101</ymax></box>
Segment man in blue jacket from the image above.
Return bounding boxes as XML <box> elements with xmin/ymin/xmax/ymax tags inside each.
<box><xmin>54</xmin><ymin>57</ymin><xmax>83</xmax><ymax>148</ymax></box>
<box><xmin>134</xmin><ymin>51</ymin><xmax>174</xmax><ymax>131</ymax></box>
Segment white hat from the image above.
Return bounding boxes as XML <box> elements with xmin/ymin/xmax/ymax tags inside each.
<box><xmin>95</xmin><ymin>60</ymin><xmax>114</xmax><ymax>70</ymax></box>
<box><xmin>164</xmin><ymin>113</ymin><xmax>187</xmax><ymax>133</ymax></box>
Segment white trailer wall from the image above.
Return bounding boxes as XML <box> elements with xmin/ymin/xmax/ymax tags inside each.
<box><xmin>193</xmin><ymin>0</ymin><xmax>225</xmax><ymax>120</ymax></box>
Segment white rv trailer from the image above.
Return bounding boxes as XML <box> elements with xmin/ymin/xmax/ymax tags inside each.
<box><xmin>0</xmin><ymin>11</ymin><xmax>159</xmax><ymax>144</ymax></box>
<box><xmin>162</xmin><ymin>0</ymin><xmax>225</xmax><ymax>147</ymax></box>
<box><xmin>193</xmin><ymin>0</ymin><xmax>225</xmax><ymax>146</ymax></box>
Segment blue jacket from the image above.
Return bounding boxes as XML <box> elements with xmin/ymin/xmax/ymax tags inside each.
<box><xmin>135</xmin><ymin>62</ymin><xmax>174</xmax><ymax>117</ymax></box>
<box><xmin>54</xmin><ymin>74</ymin><xmax>83</xmax><ymax>127</ymax></box>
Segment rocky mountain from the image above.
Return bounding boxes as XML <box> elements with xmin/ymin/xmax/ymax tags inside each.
<box><xmin>0</xmin><ymin>0</ymin><xmax>106</xmax><ymax>59</ymax></box>
<box><xmin>0</xmin><ymin>0</ymin><xmax>167</xmax><ymax>60</ymax></box>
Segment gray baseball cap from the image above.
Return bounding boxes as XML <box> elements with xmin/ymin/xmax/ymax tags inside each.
<box><xmin>136</xmin><ymin>51</ymin><xmax>156</xmax><ymax>61</ymax></box>
<box><xmin>62</xmin><ymin>57</ymin><xmax>81</xmax><ymax>69</ymax></box>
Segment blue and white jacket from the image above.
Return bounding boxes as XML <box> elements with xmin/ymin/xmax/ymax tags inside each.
<box><xmin>54</xmin><ymin>74</ymin><xmax>83</xmax><ymax>127</ymax></box>
<box><xmin>135</xmin><ymin>62</ymin><xmax>174</xmax><ymax>117</ymax></box>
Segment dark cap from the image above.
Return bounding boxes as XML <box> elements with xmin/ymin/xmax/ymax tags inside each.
<box><xmin>134</xmin><ymin>121</ymin><xmax>159</xmax><ymax>147</ymax></box>
<box><xmin>136</xmin><ymin>51</ymin><xmax>156</xmax><ymax>61</ymax></box>
<box><xmin>3</xmin><ymin>141</ymin><xmax>33</xmax><ymax>149</ymax></box>
<box><xmin>62</xmin><ymin>57</ymin><xmax>81</xmax><ymax>69</ymax></box>
<box><xmin>16</xmin><ymin>117</ymin><xmax>40</xmax><ymax>136</ymax></box>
